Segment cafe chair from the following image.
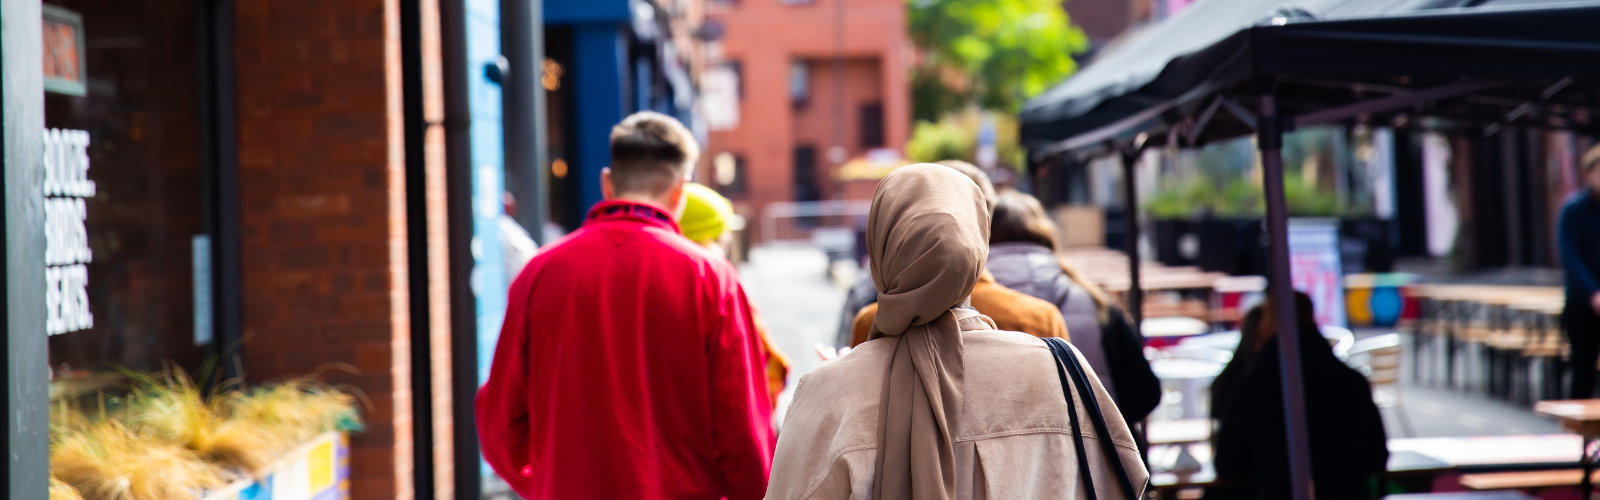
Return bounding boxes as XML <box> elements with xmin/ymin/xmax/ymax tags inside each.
<box><xmin>1347</xmin><ymin>333</ymin><xmax>1413</xmax><ymax>437</ymax></box>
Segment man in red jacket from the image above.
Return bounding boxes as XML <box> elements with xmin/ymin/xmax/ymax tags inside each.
<box><xmin>476</xmin><ymin>111</ymin><xmax>774</xmax><ymax>499</ymax></box>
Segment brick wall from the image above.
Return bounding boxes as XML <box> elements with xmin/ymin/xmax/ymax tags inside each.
<box><xmin>1063</xmin><ymin>0</ymin><xmax>1135</xmax><ymax>45</ymax></box>
<box><xmin>233</xmin><ymin>0</ymin><xmax>425</xmax><ymax>499</ymax></box>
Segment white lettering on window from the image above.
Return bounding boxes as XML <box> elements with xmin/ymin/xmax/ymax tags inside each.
<box><xmin>44</xmin><ymin>128</ymin><xmax>94</xmax><ymax>336</ymax></box>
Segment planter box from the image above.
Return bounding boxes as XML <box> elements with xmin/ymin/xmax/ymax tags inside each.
<box><xmin>202</xmin><ymin>432</ymin><xmax>349</xmax><ymax>500</ymax></box>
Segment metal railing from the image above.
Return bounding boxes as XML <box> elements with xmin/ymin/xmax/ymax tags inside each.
<box><xmin>759</xmin><ymin>200</ymin><xmax>871</xmax><ymax>250</ymax></box>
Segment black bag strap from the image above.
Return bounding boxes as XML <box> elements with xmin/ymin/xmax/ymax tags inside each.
<box><xmin>1044</xmin><ymin>337</ymin><xmax>1100</xmax><ymax>500</ymax></box>
<box><xmin>1044</xmin><ymin>337</ymin><xmax>1140</xmax><ymax>500</ymax></box>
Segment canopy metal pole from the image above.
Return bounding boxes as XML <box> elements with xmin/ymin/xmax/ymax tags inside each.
<box><xmin>1258</xmin><ymin>89</ymin><xmax>1317</xmax><ymax>500</ymax></box>
<box><xmin>1120</xmin><ymin>149</ymin><xmax>1143</xmax><ymax>328</ymax></box>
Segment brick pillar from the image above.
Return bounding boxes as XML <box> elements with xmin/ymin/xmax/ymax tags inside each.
<box><xmin>233</xmin><ymin>1</ymin><xmax>428</xmax><ymax>499</ymax></box>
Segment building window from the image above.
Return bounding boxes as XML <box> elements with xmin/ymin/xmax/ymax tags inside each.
<box><xmin>44</xmin><ymin>0</ymin><xmax>207</xmax><ymax>373</ymax></box>
<box><xmin>713</xmin><ymin>152</ymin><xmax>748</xmax><ymax>198</ymax></box>
<box><xmin>859</xmin><ymin>102</ymin><xmax>885</xmax><ymax>149</ymax></box>
<box><xmin>793</xmin><ymin>145</ymin><xmax>820</xmax><ymax>202</ymax></box>
<box><xmin>789</xmin><ymin>60</ymin><xmax>809</xmax><ymax>106</ymax></box>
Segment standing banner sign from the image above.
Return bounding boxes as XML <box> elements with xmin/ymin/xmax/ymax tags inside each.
<box><xmin>1288</xmin><ymin>220</ymin><xmax>1347</xmax><ymax>328</ymax></box>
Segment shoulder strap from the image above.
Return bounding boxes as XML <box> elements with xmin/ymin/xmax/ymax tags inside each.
<box><xmin>1044</xmin><ymin>337</ymin><xmax>1140</xmax><ymax>500</ymax></box>
<box><xmin>1043</xmin><ymin>337</ymin><xmax>1099</xmax><ymax>500</ymax></box>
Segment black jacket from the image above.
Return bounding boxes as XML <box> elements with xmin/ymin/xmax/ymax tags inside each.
<box><xmin>1210</xmin><ymin>325</ymin><xmax>1389</xmax><ymax>500</ymax></box>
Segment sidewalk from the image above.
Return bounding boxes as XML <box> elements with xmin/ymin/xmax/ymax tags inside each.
<box><xmin>738</xmin><ymin>245</ymin><xmax>848</xmax><ymax>425</ymax></box>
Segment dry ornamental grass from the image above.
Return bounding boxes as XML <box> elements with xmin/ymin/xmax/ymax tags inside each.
<box><xmin>48</xmin><ymin>364</ymin><xmax>362</xmax><ymax>500</ymax></box>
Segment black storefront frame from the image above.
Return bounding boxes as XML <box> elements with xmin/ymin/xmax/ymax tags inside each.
<box><xmin>197</xmin><ymin>0</ymin><xmax>244</xmax><ymax>380</ymax></box>
<box><xmin>5</xmin><ymin>0</ymin><xmax>51</xmax><ymax>495</ymax></box>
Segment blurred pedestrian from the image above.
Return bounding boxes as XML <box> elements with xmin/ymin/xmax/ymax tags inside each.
<box><xmin>766</xmin><ymin>164</ymin><xmax>1147</xmax><ymax>499</ymax></box>
<box><xmin>985</xmin><ymin>189</ymin><xmax>1162</xmax><ymax>427</ymax></box>
<box><xmin>680</xmin><ymin>181</ymin><xmax>791</xmax><ymax>407</ymax></box>
<box><xmin>1561</xmin><ymin>144</ymin><xmax>1600</xmax><ymax>398</ymax></box>
<box><xmin>476</xmin><ymin>112</ymin><xmax>774</xmax><ymax>500</ymax></box>
<box><xmin>500</xmin><ymin>191</ymin><xmax>540</xmax><ymax>277</ymax></box>
<box><xmin>843</xmin><ymin>161</ymin><xmax>1069</xmax><ymax>347</ymax></box>
<box><xmin>1210</xmin><ymin>292</ymin><xmax>1388</xmax><ymax>500</ymax></box>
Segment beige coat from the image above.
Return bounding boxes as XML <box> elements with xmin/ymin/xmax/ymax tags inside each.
<box><xmin>767</xmin><ymin>309</ymin><xmax>1149</xmax><ymax>500</ymax></box>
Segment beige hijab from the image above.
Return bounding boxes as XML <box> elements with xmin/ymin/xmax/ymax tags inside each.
<box><xmin>865</xmin><ymin>164</ymin><xmax>990</xmax><ymax>500</ymax></box>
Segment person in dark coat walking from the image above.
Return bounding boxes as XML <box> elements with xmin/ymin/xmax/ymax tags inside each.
<box><xmin>1211</xmin><ymin>292</ymin><xmax>1388</xmax><ymax>500</ymax></box>
<box><xmin>1561</xmin><ymin>145</ymin><xmax>1600</xmax><ymax>398</ymax></box>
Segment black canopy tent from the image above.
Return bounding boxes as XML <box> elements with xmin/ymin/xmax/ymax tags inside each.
<box><xmin>1021</xmin><ymin>2</ymin><xmax>1600</xmax><ymax>498</ymax></box>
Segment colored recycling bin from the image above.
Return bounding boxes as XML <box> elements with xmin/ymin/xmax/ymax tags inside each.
<box><xmin>1345</xmin><ymin>273</ymin><xmax>1417</xmax><ymax>328</ymax></box>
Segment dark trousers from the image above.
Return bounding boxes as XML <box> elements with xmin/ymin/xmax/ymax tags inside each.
<box><xmin>1567</xmin><ymin>304</ymin><xmax>1600</xmax><ymax>399</ymax></box>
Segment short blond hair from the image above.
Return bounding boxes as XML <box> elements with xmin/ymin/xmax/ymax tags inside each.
<box><xmin>609</xmin><ymin>111</ymin><xmax>700</xmax><ymax>195</ymax></box>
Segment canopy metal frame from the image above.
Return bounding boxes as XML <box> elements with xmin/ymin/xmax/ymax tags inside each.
<box><xmin>1025</xmin><ymin>4</ymin><xmax>1600</xmax><ymax>498</ymax></box>
<box><xmin>1064</xmin><ymin>74</ymin><xmax>1600</xmax><ymax>500</ymax></box>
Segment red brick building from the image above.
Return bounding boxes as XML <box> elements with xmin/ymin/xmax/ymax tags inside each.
<box><xmin>704</xmin><ymin>0</ymin><xmax>911</xmax><ymax>236</ymax></box>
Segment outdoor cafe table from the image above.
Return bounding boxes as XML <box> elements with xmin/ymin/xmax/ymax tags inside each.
<box><xmin>1532</xmin><ymin>400</ymin><xmax>1600</xmax><ymax>498</ymax></box>
<box><xmin>1384</xmin><ymin>493</ymin><xmax>1535</xmax><ymax>500</ymax></box>
<box><xmin>1149</xmin><ymin>357</ymin><xmax>1225</xmax><ymax>419</ymax></box>
<box><xmin>1150</xmin><ymin>434</ymin><xmax>1582</xmax><ymax>500</ymax></box>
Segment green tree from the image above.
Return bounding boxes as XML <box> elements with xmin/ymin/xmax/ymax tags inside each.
<box><xmin>908</xmin><ymin>0</ymin><xmax>1088</xmax><ymax>121</ymax></box>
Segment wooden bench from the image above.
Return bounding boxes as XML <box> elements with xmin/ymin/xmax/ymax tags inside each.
<box><xmin>1459</xmin><ymin>469</ymin><xmax>1600</xmax><ymax>491</ymax></box>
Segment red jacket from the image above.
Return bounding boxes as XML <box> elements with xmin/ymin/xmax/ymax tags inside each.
<box><xmin>476</xmin><ymin>200</ymin><xmax>775</xmax><ymax>500</ymax></box>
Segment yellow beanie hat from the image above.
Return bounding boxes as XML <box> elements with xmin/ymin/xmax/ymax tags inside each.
<box><xmin>679</xmin><ymin>182</ymin><xmax>733</xmax><ymax>243</ymax></box>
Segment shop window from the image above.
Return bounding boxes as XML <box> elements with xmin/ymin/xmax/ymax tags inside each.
<box><xmin>43</xmin><ymin>0</ymin><xmax>206</xmax><ymax>374</ymax></box>
<box><xmin>859</xmin><ymin>102</ymin><xmax>885</xmax><ymax>149</ymax></box>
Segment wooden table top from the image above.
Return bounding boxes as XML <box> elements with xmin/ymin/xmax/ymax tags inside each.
<box><xmin>1147</xmin><ymin>419</ymin><xmax>1212</xmax><ymax>445</ymax></box>
<box><xmin>1153</xmin><ymin>435</ymin><xmax>1581</xmax><ymax>491</ymax></box>
<box><xmin>1388</xmin><ymin>434</ymin><xmax>1583</xmax><ymax>467</ymax></box>
<box><xmin>1152</xmin><ymin>447</ymin><xmax>1461</xmax><ymax>489</ymax></box>
<box><xmin>1535</xmin><ymin>400</ymin><xmax>1600</xmax><ymax>436</ymax></box>
<box><xmin>1385</xmin><ymin>492</ymin><xmax>1536</xmax><ymax>500</ymax></box>
<box><xmin>1459</xmin><ymin>468</ymin><xmax>1600</xmax><ymax>490</ymax></box>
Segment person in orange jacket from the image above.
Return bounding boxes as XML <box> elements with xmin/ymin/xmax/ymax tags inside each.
<box><xmin>679</xmin><ymin>182</ymin><xmax>791</xmax><ymax>406</ymax></box>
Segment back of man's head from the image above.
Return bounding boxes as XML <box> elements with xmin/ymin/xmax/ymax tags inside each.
<box><xmin>610</xmin><ymin>111</ymin><xmax>700</xmax><ymax>196</ymax></box>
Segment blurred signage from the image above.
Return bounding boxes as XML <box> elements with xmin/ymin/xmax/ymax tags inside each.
<box><xmin>1288</xmin><ymin>220</ymin><xmax>1347</xmax><ymax>328</ymax></box>
<box><xmin>44</xmin><ymin>128</ymin><xmax>95</xmax><ymax>335</ymax></box>
<box><xmin>702</xmin><ymin>64</ymin><xmax>740</xmax><ymax>131</ymax></box>
<box><xmin>43</xmin><ymin>5</ymin><xmax>87</xmax><ymax>96</ymax></box>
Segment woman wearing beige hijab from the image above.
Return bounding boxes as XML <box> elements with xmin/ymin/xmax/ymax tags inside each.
<box><xmin>766</xmin><ymin>164</ymin><xmax>1148</xmax><ymax>500</ymax></box>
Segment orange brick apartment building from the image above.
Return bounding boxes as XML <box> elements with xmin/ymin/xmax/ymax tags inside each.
<box><xmin>704</xmin><ymin>0</ymin><xmax>911</xmax><ymax>235</ymax></box>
